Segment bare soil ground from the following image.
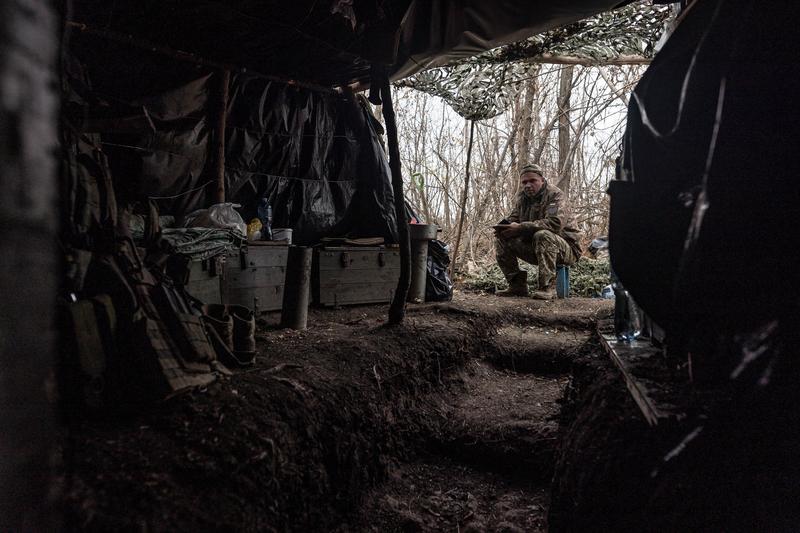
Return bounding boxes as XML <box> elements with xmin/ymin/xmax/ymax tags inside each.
<box><xmin>61</xmin><ymin>291</ymin><xmax>613</xmax><ymax>532</ymax></box>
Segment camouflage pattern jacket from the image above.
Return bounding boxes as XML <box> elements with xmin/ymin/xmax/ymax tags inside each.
<box><xmin>506</xmin><ymin>181</ymin><xmax>582</xmax><ymax>257</ymax></box>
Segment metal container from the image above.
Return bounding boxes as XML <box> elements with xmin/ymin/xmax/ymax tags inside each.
<box><xmin>408</xmin><ymin>224</ymin><xmax>438</xmax><ymax>302</ymax></box>
<box><xmin>272</xmin><ymin>228</ymin><xmax>292</xmax><ymax>244</ymax></box>
<box><xmin>281</xmin><ymin>246</ymin><xmax>312</xmax><ymax>329</ymax></box>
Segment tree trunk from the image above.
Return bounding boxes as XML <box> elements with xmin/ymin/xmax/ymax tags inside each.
<box><xmin>557</xmin><ymin>65</ymin><xmax>575</xmax><ymax>196</ymax></box>
<box><xmin>516</xmin><ymin>76</ymin><xmax>537</xmax><ymax>169</ymax></box>
<box><xmin>450</xmin><ymin>120</ymin><xmax>476</xmax><ymax>279</ymax></box>
<box><xmin>0</xmin><ymin>0</ymin><xmax>59</xmax><ymax>529</ymax></box>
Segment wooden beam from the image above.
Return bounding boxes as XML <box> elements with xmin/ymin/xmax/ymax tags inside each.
<box><xmin>599</xmin><ymin>331</ymin><xmax>663</xmax><ymax>426</ymax></box>
<box><xmin>214</xmin><ymin>70</ymin><xmax>230</xmax><ymax>204</ymax></box>
<box><xmin>597</xmin><ymin>319</ymin><xmax>685</xmax><ymax>427</ymax></box>
<box><xmin>526</xmin><ymin>54</ymin><xmax>652</xmax><ymax>66</ymax></box>
<box><xmin>380</xmin><ymin>75</ymin><xmax>411</xmax><ymax>325</ymax></box>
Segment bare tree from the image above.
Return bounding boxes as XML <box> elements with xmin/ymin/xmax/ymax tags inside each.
<box><xmin>557</xmin><ymin>65</ymin><xmax>576</xmax><ymax>195</ymax></box>
<box><xmin>385</xmin><ymin>64</ymin><xmax>645</xmax><ymax>275</ymax></box>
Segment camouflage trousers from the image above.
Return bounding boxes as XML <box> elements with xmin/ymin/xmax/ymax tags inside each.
<box><xmin>495</xmin><ymin>230</ymin><xmax>578</xmax><ymax>289</ymax></box>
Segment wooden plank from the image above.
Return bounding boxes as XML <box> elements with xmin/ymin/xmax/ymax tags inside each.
<box><xmin>223</xmin><ymin>248</ymin><xmax>287</xmax><ymax>312</ymax></box>
<box><xmin>244</xmin><ymin>251</ymin><xmax>288</xmax><ymax>268</ymax></box>
<box><xmin>186</xmin><ymin>276</ymin><xmax>221</xmax><ymax>304</ymax></box>
<box><xmin>312</xmin><ymin>247</ymin><xmax>400</xmax><ymax>306</ymax></box>
<box><xmin>229</xmin><ymin>247</ymin><xmax>289</xmax><ymax>268</ymax></box>
<box><xmin>248</xmin><ymin>240</ymin><xmax>291</xmax><ymax>247</ymax></box>
<box><xmin>226</xmin><ymin>266</ymin><xmax>286</xmax><ymax>287</ymax></box>
<box><xmin>316</xmin><ymin>282</ymin><xmax>394</xmax><ymax>306</ymax></box>
<box><xmin>187</xmin><ymin>260</ymin><xmax>222</xmax><ymax>304</ymax></box>
<box><xmin>316</xmin><ymin>267</ymin><xmax>400</xmax><ymax>284</ymax></box>
<box><xmin>321</xmin><ymin>245</ymin><xmax>385</xmax><ymax>251</ymax></box>
<box><xmin>227</xmin><ymin>285</ymin><xmax>284</xmax><ymax>311</ymax></box>
<box><xmin>316</xmin><ymin>250</ymin><xmax>400</xmax><ymax>271</ymax></box>
<box><xmin>596</xmin><ymin>319</ymin><xmax>689</xmax><ymax>427</ymax></box>
<box><xmin>599</xmin><ymin>332</ymin><xmax>663</xmax><ymax>426</ymax></box>
<box><xmin>317</xmin><ymin>281</ymin><xmax>397</xmax><ymax>291</ymax></box>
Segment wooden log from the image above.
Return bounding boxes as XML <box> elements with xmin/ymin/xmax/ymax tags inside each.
<box><xmin>596</xmin><ymin>320</ymin><xmax>685</xmax><ymax>427</ymax></box>
<box><xmin>214</xmin><ymin>70</ymin><xmax>230</xmax><ymax>204</ymax></box>
<box><xmin>525</xmin><ymin>53</ymin><xmax>652</xmax><ymax>66</ymax></box>
<box><xmin>379</xmin><ymin>73</ymin><xmax>411</xmax><ymax>325</ymax></box>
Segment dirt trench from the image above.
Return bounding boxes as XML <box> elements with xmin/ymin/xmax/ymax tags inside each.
<box><xmin>62</xmin><ymin>293</ymin><xmax>611</xmax><ymax>532</ymax></box>
<box><xmin>339</xmin><ymin>295</ymin><xmax>607</xmax><ymax>532</ymax></box>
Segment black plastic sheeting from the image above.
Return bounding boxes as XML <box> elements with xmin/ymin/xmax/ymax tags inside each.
<box><xmin>66</xmin><ymin>46</ymin><xmax>398</xmax><ymax>245</ymax></box>
<box><xmin>65</xmin><ymin>34</ymin><xmax>215</xmax><ymax>216</ymax></box>
<box><xmin>426</xmin><ymin>239</ymin><xmax>454</xmax><ymax>302</ymax></box>
<box><xmin>610</xmin><ymin>0</ymin><xmax>800</xmax><ymax>333</ymax></box>
<box><xmin>224</xmin><ymin>75</ymin><xmax>397</xmax><ymax>245</ymax></box>
<box><xmin>100</xmin><ymin>75</ymin><xmax>213</xmax><ymax>216</ymax></box>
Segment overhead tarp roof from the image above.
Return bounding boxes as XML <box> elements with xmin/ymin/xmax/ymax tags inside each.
<box><xmin>69</xmin><ymin>0</ymin><xmax>631</xmax><ymax>87</ymax></box>
<box><xmin>392</xmin><ymin>0</ymin><xmax>632</xmax><ymax>81</ymax></box>
<box><xmin>397</xmin><ymin>0</ymin><xmax>669</xmax><ymax>120</ymax></box>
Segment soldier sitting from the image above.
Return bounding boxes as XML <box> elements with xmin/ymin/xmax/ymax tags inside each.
<box><xmin>494</xmin><ymin>163</ymin><xmax>582</xmax><ymax>299</ymax></box>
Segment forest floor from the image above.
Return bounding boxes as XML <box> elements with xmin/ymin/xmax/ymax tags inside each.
<box><xmin>62</xmin><ymin>291</ymin><xmax>615</xmax><ymax>532</ymax></box>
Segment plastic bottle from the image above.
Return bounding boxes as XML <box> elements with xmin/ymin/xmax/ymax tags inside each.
<box><xmin>611</xmin><ymin>273</ymin><xmax>641</xmax><ymax>342</ymax></box>
<box><xmin>257</xmin><ymin>198</ymin><xmax>273</xmax><ymax>240</ymax></box>
<box><xmin>600</xmin><ymin>284</ymin><xmax>614</xmax><ymax>299</ymax></box>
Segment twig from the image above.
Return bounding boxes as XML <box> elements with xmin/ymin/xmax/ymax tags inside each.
<box><xmin>241</xmin><ymin>362</ymin><xmax>304</xmax><ymax>375</ymax></box>
<box><xmin>373</xmin><ymin>364</ymin><xmax>383</xmax><ymax>394</ymax></box>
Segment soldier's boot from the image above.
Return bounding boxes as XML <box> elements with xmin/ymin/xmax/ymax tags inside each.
<box><xmin>531</xmin><ymin>280</ymin><xmax>556</xmax><ymax>300</ymax></box>
<box><xmin>497</xmin><ymin>271</ymin><xmax>528</xmax><ymax>297</ymax></box>
<box><xmin>202</xmin><ymin>304</ymin><xmax>234</xmax><ymax>351</ymax></box>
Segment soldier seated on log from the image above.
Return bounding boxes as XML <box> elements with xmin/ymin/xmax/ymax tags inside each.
<box><xmin>494</xmin><ymin>163</ymin><xmax>582</xmax><ymax>300</ymax></box>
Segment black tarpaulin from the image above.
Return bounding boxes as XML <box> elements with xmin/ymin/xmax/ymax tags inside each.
<box><xmin>224</xmin><ymin>75</ymin><xmax>397</xmax><ymax>245</ymax></box>
<box><xmin>69</xmin><ymin>0</ymin><xmax>628</xmax><ymax>87</ymax></box>
<box><xmin>610</xmin><ymin>0</ymin><xmax>800</xmax><ymax>331</ymax></box>
<box><xmin>66</xmin><ymin>35</ymin><xmax>215</xmax><ymax>215</ymax></box>
<box><xmin>100</xmin><ymin>75</ymin><xmax>213</xmax><ymax>215</ymax></box>
<box><xmin>67</xmin><ymin>53</ymin><xmax>398</xmax><ymax>245</ymax></box>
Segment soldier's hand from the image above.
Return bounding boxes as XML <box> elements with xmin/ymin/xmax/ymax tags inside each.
<box><xmin>500</xmin><ymin>222</ymin><xmax>523</xmax><ymax>239</ymax></box>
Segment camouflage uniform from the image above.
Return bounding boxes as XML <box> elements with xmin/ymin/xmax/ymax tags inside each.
<box><xmin>495</xmin><ymin>181</ymin><xmax>582</xmax><ymax>290</ymax></box>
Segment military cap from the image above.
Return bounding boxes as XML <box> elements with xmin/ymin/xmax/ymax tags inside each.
<box><xmin>519</xmin><ymin>163</ymin><xmax>544</xmax><ymax>176</ymax></box>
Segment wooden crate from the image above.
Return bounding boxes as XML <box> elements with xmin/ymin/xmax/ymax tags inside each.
<box><xmin>185</xmin><ymin>256</ymin><xmax>222</xmax><ymax>304</ymax></box>
<box><xmin>223</xmin><ymin>244</ymin><xmax>288</xmax><ymax>312</ymax></box>
<box><xmin>312</xmin><ymin>247</ymin><xmax>400</xmax><ymax>306</ymax></box>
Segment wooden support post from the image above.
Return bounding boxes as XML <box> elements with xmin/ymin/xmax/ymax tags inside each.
<box><xmin>450</xmin><ymin>120</ymin><xmax>475</xmax><ymax>279</ymax></box>
<box><xmin>214</xmin><ymin>69</ymin><xmax>230</xmax><ymax>204</ymax></box>
<box><xmin>380</xmin><ymin>76</ymin><xmax>411</xmax><ymax>325</ymax></box>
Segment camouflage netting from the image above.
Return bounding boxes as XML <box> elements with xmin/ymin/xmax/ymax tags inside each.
<box><xmin>395</xmin><ymin>1</ymin><xmax>672</xmax><ymax>120</ymax></box>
